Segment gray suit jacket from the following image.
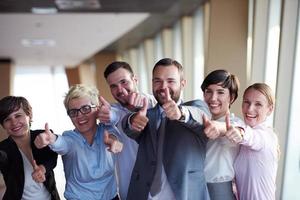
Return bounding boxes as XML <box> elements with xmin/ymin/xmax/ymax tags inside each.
<box><xmin>123</xmin><ymin>100</ymin><xmax>210</xmax><ymax>200</ymax></box>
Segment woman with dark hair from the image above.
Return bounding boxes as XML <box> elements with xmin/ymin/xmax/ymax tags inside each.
<box><xmin>201</xmin><ymin>69</ymin><xmax>242</xmax><ymax>200</ymax></box>
<box><xmin>0</xmin><ymin>96</ymin><xmax>60</xmax><ymax>200</ymax></box>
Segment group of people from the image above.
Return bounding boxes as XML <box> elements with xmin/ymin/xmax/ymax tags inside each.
<box><xmin>0</xmin><ymin>57</ymin><xmax>279</xmax><ymax>200</ymax></box>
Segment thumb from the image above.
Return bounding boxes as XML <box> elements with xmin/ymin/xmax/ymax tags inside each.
<box><xmin>121</xmin><ymin>88</ymin><xmax>130</xmax><ymax>102</ymax></box>
<box><xmin>121</xmin><ymin>88</ymin><xmax>129</xmax><ymax>97</ymax></box>
<box><xmin>44</xmin><ymin>123</ymin><xmax>51</xmax><ymax>136</ymax></box>
<box><xmin>139</xmin><ymin>97</ymin><xmax>148</xmax><ymax>116</ymax></box>
<box><xmin>202</xmin><ymin>114</ymin><xmax>210</xmax><ymax>126</ymax></box>
<box><xmin>164</xmin><ymin>87</ymin><xmax>172</xmax><ymax>101</ymax></box>
<box><xmin>225</xmin><ymin>111</ymin><xmax>231</xmax><ymax>130</ymax></box>
<box><xmin>103</xmin><ymin>130</ymin><xmax>112</xmax><ymax>145</ymax></box>
<box><xmin>31</xmin><ymin>159</ymin><xmax>39</xmax><ymax>170</ymax></box>
<box><xmin>99</xmin><ymin>96</ymin><xmax>110</xmax><ymax>109</ymax></box>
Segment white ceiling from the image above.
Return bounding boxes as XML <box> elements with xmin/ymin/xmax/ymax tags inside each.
<box><xmin>0</xmin><ymin>0</ymin><xmax>206</xmax><ymax>67</ymax></box>
<box><xmin>0</xmin><ymin>13</ymin><xmax>148</xmax><ymax>66</ymax></box>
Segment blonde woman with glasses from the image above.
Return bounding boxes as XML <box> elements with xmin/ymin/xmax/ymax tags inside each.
<box><xmin>34</xmin><ymin>84</ymin><xmax>123</xmax><ymax>200</ymax></box>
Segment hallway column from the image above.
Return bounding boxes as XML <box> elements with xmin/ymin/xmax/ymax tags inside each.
<box><xmin>0</xmin><ymin>59</ymin><xmax>14</xmax><ymax>197</ymax></box>
<box><xmin>181</xmin><ymin>16</ymin><xmax>194</xmax><ymax>101</ymax></box>
<box><xmin>205</xmin><ymin>0</ymin><xmax>248</xmax><ymax>116</ymax></box>
<box><xmin>0</xmin><ymin>59</ymin><xmax>14</xmax><ymax>139</ymax></box>
<box><xmin>94</xmin><ymin>52</ymin><xmax>117</xmax><ymax>103</ymax></box>
<box><xmin>0</xmin><ymin>59</ymin><xmax>14</xmax><ymax>99</ymax></box>
<box><xmin>65</xmin><ymin>61</ymin><xmax>97</xmax><ymax>86</ymax></box>
<box><xmin>65</xmin><ymin>52</ymin><xmax>116</xmax><ymax>103</ymax></box>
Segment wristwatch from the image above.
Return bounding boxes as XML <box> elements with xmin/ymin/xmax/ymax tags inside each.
<box><xmin>178</xmin><ymin>106</ymin><xmax>186</xmax><ymax>121</ymax></box>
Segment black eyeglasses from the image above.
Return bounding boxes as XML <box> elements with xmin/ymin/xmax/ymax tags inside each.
<box><xmin>67</xmin><ymin>105</ymin><xmax>97</xmax><ymax>118</ymax></box>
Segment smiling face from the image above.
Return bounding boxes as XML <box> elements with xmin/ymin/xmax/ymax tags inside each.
<box><xmin>68</xmin><ymin>97</ymin><xmax>98</xmax><ymax>136</ymax></box>
<box><xmin>203</xmin><ymin>84</ymin><xmax>233</xmax><ymax>120</ymax></box>
<box><xmin>2</xmin><ymin>107</ymin><xmax>30</xmax><ymax>139</ymax></box>
<box><xmin>106</xmin><ymin>67</ymin><xmax>138</xmax><ymax>107</ymax></box>
<box><xmin>152</xmin><ymin>65</ymin><xmax>185</xmax><ymax>105</ymax></box>
<box><xmin>201</xmin><ymin>69</ymin><xmax>239</xmax><ymax>120</ymax></box>
<box><xmin>242</xmin><ymin>88</ymin><xmax>273</xmax><ymax>127</ymax></box>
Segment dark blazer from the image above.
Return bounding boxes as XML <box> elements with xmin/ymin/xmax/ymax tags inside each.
<box><xmin>0</xmin><ymin>130</ymin><xmax>60</xmax><ymax>200</ymax></box>
<box><xmin>123</xmin><ymin>100</ymin><xmax>210</xmax><ymax>200</ymax></box>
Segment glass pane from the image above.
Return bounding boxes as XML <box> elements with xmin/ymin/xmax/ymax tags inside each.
<box><xmin>281</xmin><ymin>7</ymin><xmax>300</xmax><ymax>199</ymax></box>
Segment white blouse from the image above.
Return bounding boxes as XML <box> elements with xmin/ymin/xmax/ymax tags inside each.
<box><xmin>19</xmin><ymin>150</ymin><xmax>50</xmax><ymax>200</ymax></box>
<box><xmin>204</xmin><ymin>114</ymin><xmax>243</xmax><ymax>183</ymax></box>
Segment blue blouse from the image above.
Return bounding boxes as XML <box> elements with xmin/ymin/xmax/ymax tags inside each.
<box><xmin>50</xmin><ymin>124</ymin><xmax>117</xmax><ymax>200</ymax></box>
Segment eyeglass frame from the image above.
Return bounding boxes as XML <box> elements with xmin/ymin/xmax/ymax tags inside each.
<box><xmin>67</xmin><ymin>104</ymin><xmax>97</xmax><ymax>118</ymax></box>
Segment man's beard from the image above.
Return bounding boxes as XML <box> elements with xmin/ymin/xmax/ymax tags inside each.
<box><xmin>154</xmin><ymin>89</ymin><xmax>180</xmax><ymax>105</ymax></box>
<box><xmin>116</xmin><ymin>98</ymin><xmax>128</xmax><ymax>107</ymax></box>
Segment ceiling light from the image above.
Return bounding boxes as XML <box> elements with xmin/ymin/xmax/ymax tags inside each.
<box><xmin>55</xmin><ymin>0</ymin><xmax>101</xmax><ymax>10</ymax></box>
<box><xmin>31</xmin><ymin>7</ymin><xmax>58</xmax><ymax>14</ymax></box>
<box><xmin>21</xmin><ymin>39</ymin><xmax>56</xmax><ymax>47</ymax></box>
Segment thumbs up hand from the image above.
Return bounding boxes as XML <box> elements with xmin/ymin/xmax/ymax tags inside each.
<box><xmin>162</xmin><ymin>87</ymin><xmax>181</xmax><ymax>120</ymax></box>
<box><xmin>127</xmin><ymin>91</ymin><xmax>145</xmax><ymax>110</ymax></box>
<box><xmin>98</xmin><ymin>96</ymin><xmax>112</xmax><ymax>124</ymax></box>
<box><xmin>103</xmin><ymin>130</ymin><xmax>123</xmax><ymax>154</ymax></box>
<box><xmin>130</xmin><ymin>97</ymin><xmax>149</xmax><ymax>132</ymax></box>
<box><xmin>224</xmin><ymin>112</ymin><xmax>244</xmax><ymax>143</ymax></box>
<box><xmin>120</xmin><ymin>88</ymin><xmax>145</xmax><ymax>111</ymax></box>
<box><xmin>31</xmin><ymin>160</ymin><xmax>46</xmax><ymax>183</ymax></box>
<box><xmin>34</xmin><ymin>123</ymin><xmax>56</xmax><ymax>149</ymax></box>
<box><xmin>203</xmin><ymin>114</ymin><xmax>221</xmax><ymax>139</ymax></box>
<box><xmin>225</xmin><ymin>112</ymin><xmax>232</xmax><ymax>130</ymax></box>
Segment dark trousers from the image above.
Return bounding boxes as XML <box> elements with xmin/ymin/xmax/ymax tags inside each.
<box><xmin>111</xmin><ymin>194</ymin><xmax>120</xmax><ymax>200</ymax></box>
<box><xmin>207</xmin><ymin>181</ymin><xmax>236</xmax><ymax>200</ymax></box>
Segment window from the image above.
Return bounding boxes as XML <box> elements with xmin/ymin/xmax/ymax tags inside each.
<box><xmin>14</xmin><ymin>65</ymin><xmax>72</xmax><ymax>199</ymax></box>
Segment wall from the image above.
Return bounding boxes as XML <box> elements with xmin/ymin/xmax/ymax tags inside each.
<box><xmin>206</xmin><ymin>0</ymin><xmax>248</xmax><ymax>117</ymax></box>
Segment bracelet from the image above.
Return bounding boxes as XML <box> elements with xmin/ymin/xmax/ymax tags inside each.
<box><xmin>238</xmin><ymin>127</ymin><xmax>245</xmax><ymax>140</ymax></box>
